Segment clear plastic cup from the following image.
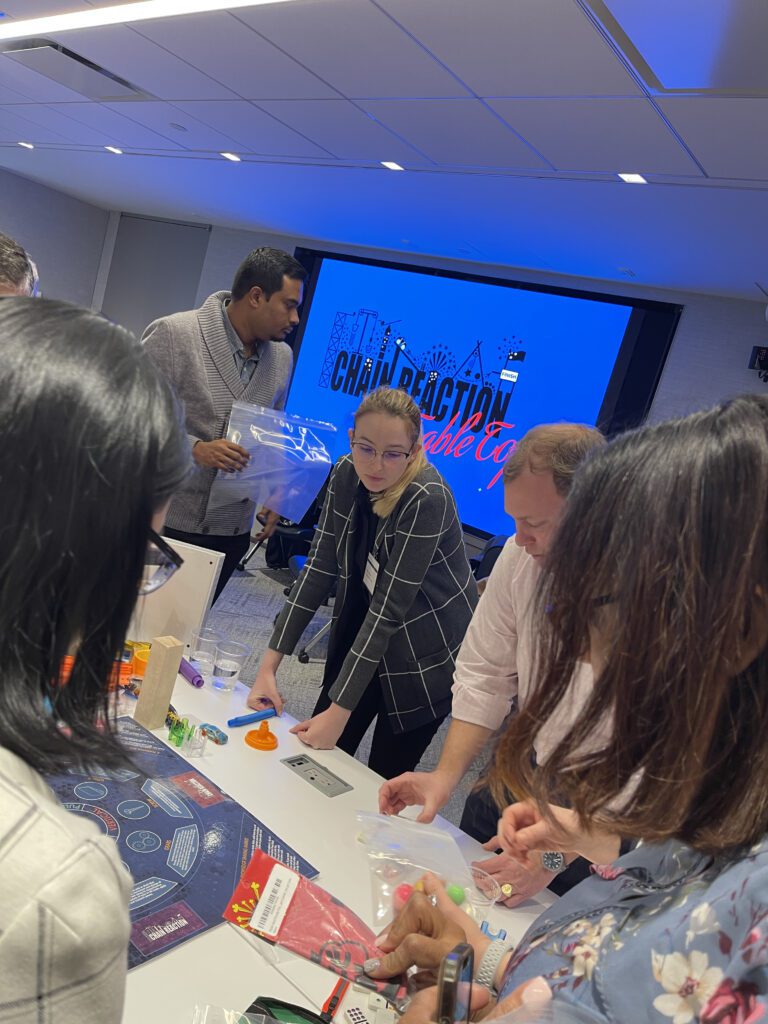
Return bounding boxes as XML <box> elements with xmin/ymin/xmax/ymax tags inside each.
<box><xmin>190</xmin><ymin>628</ymin><xmax>223</xmax><ymax>682</ymax></box>
<box><xmin>212</xmin><ymin>640</ymin><xmax>251</xmax><ymax>692</ymax></box>
<box><xmin>457</xmin><ymin>867</ymin><xmax>501</xmax><ymax>922</ymax></box>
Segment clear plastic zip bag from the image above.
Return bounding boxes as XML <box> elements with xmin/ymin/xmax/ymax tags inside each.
<box><xmin>208</xmin><ymin>403</ymin><xmax>336</xmax><ymax>524</ymax></box>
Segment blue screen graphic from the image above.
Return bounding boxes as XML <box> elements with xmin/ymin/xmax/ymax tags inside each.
<box><xmin>287</xmin><ymin>258</ymin><xmax>633</xmax><ymax>536</ymax></box>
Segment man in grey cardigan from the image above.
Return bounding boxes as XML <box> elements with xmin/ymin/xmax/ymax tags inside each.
<box><xmin>142</xmin><ymin>247</ymin><xmax>306</xmax><ymax>602</ymax></box>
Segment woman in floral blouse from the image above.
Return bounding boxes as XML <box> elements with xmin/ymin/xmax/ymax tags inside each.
<box><xmin>366</xmin><ymin>394</ymin><xmax>768</xmax><ymax>1024</ymax></box>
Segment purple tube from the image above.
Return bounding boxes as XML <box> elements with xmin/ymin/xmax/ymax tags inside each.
<box><xmin>179</xmin><ymin>656</ymin><xmax>204</xmax><ymax>688</ymax></box>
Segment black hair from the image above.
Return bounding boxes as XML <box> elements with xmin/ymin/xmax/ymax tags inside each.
<box><xmin>230</xmin><ymin>247</ymin><xmax>307</xmax><ymax>301</ymax></box>
<box><xmin>0</xmin><ymin>298</ymin><xmax>189</xmax><ymax>773</ymax></box>
<box><xmin>0</xmin><ymin>231</ymin><xmax>36</xmax><ymax>295</ymax></box>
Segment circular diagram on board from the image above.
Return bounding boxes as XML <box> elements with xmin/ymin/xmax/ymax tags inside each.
<box><xmin>117</xmin><ymin>799</ymin><xmax>151</xmax><ymax>820</ymax></box>
<box><xmin>126</xmin><ymin>830</ymin><xmax>162</xmax><ymax>854</ymax></box>
<box><xmin>74</xmin><ymin>782</ymin><xmax>108</xmax><ymax>801</ymax></box>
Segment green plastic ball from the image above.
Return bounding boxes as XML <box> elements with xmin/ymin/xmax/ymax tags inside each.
<box><xmin>446</xmin><ymin>883</ymin><xmax>466</xmax><ymax>906</ymax></box>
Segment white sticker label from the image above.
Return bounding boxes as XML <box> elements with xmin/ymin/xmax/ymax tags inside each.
<box><xmin>363</xmin><ymin>554</ymin><xmax>379</xmax><ymax>595</ymax></box>
<box><xmin>249</xmin><ymin>863</ymin><xmax>299</xmax><ymax>939</ymax></box>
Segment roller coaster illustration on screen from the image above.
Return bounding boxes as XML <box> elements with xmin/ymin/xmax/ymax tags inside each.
<box><xmin>318</xmin><ymin>307</ymin><xmax>526</xmax><ymax>490</ymax></box>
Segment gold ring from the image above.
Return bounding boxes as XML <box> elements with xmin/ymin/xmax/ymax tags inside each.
<box><xmin>500</xmin><ymin>883</ymin><xmax>515</xmax><ymax>898</ymax></box>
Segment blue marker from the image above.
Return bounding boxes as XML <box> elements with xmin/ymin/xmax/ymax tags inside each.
<box><xmin>227</xmin><ymin>708</ymin><xmax>277</xmax><ymax>728</ymax></box>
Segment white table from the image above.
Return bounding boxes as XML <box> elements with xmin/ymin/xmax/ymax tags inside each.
<box><xmin>122</xmin><ymin>678</ymin><xmax>553</xmax><ymax>1024</ymax></box>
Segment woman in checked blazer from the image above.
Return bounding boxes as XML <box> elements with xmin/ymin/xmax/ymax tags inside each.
<box><xmin>249</xmin><ymin>387</ymin><xmax>478</xmax><ymax>779</ymax></box>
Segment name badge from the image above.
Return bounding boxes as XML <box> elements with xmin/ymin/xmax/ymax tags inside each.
<box><xmin>363</xmin><ymin>553</ymin><xmax>379</xmax><ymax>595</ymax></box>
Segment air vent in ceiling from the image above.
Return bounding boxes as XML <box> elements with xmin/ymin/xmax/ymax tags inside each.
<box><xmin>0</xmin><ymin>38</ymin><xmax>151</xmax><ymax>101</ymax></box>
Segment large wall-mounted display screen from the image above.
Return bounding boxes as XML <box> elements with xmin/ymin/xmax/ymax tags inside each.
<box><xmin>287</xmin><ymin>252</ymin><xmax>680</xmax><ymax>536</ymax></box>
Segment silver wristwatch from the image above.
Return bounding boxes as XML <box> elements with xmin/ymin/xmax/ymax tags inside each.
<box><xmin>541</xmin><ymin>850</ymin><xmax>567</xmax><ymax>873</ymax></box>
<box><xmin>474</xmin><ymin>939</ymin><xmax>512</xmax><ymax>995</ymax></box>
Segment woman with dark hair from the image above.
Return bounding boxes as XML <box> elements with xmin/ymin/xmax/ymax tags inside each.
<box><xmin>0</xmin><ymin>298</ymin><xmax>188</xmax><ymax>1021</ymax></box>
<box><xmin>366</xmin><ymin>394</ymin><xmax>768</xmax><ymax>1023</ymax></box>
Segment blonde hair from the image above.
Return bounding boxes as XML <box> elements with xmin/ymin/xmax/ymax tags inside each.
<box><xmin>503</xmin><ymin>422</ymin><xmax>606</xmax><ymax>496</ymax></box>
<box><xmin>353</xmin><ymin>387</ymin><xmax>428</xmax><ymax>518</ymax></box>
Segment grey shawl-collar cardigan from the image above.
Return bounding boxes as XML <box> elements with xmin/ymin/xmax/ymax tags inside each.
<box><xmin>142</xmin><ymin>291</ymin><xmax>293</xmax><ymax>536</ymax></box>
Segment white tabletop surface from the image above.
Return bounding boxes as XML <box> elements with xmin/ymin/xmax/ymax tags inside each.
<box><xmin>121</xmin><ymin>678</ymin><xmax>553</xmax><ymax>1024</ymax></box>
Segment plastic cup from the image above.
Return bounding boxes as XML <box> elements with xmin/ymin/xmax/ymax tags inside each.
<box><xmin>132</xmin><ymin>647</ymin><xmax>151</xmax><ymax>679</ymax></box>
<box><xmin>457</xmin><ymin>867</ymin><xmax>501</xmax><ymax>922</ymax></box>
<box><xmin>190</xmin><ymin>628</ymin><xmax>223</xmax><ymax>682</ymax></box>
<box><xmin>212</xmin><ymin>640</ymin><xmax>251</xmax><ymax>692</ymax></box>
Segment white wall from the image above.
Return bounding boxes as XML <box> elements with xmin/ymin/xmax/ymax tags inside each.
<box><xmin>0</xmin><ymin>166</ymin><xmax>109</xmax><ymax>308</ymax></box>
<box><xmin>197</xmin><ymin>223</ymin><xmax>768</xmax><ymax>423</ymax></box>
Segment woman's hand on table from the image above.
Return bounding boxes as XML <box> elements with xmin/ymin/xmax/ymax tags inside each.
<box><xmin>247</xmin><ymin>652</ymin><xmax>285</xmax><ymax>715</ymax></box>
<box><xmin>289</xmin><ymin>703</ymin><xmax>351</xmax><ymax>749</ymax></box>
<box><xmin>472</xmin><ymin>844</ymin><xmax>559</xmax><ymax>908</ymax></box>
<box><xmin>397</xmin><ymin>978</ymin><xmax>551</xmax><ymax>1024</ymax></box>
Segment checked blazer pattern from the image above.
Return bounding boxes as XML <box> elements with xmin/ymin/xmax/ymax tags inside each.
<box><xmin>270</xmin><ymin>455</ymin><xmax>478</xmax><ymax>733</ymax></box>
<box><xmin>142</xmin><ymin>291</ymin><xmax>293</xmax><ymax>537</ymax></box>
<box><xmin>0</xmin><ymin>747</ymin><xmax>131</xmax><ymax>1023</ymax></box>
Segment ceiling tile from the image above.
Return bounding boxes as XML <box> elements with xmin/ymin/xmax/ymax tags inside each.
<box><xmin>603</xmin><ymin>0</ymin><xmax>768</xmax><ymax>92</ymax></box>
<box><xmin>0</xmin><ymin>79</ymin><xmax>35</xmax><ymax>104</ymax></box>
<box><xmin>658</xmin><ymin>98</ymin><xmax>768</xmax><ymax>180</ymax></box>
<box><xmin>43</xmin><ymin>102</ymin><xmax>185</xmax><ymax>150</ymax></box>
<box><xmin>0</xmin><ymin>1</ymin><xmax>92</xmax><ymax>12</ymax></box>
<box><xmin>0</xmin><ymin>101</ymin><xmax>111</xmax><ymax>145</ymax></box>
<box><xmin>376</xmin><ymin>0</ymin><xmax>643</xmax><ymax>97</ymax></box>
<box><xmin>258</xmin><ymin>99</ymin><xmax>431</xmax><ymax>163</ymax></box>
<box><xmin>174</xmin><ymin>101</ymin><xmax>333</xmax><ymax>158</ymax></box>
<box><xmin>360</xmin><ymin>99</ymin><xmax>549</xmax><ymax>168</ymax></box>
<box><xmin>46</xmin><ymin>26</ymin><xmax>237</xmax><ymax>100</ymax></box>
<box><xmin>237</xmin><ymin>0</ymin><xmax>470</xmax><ymax>98</ymax></box>
<box><xmin>135</xmin><ymin>12</ymin><xmax>337</xmax><ymax>100</ymax></box>
<box><xmin>104</xmin><ymin>101</ymin><xmax>242</xmax><ymax>151</ymax></box>
<box><xmin>486</xmin><ymin>97</ymin><xmax>701</xmax><ymax>174</ymax></box>
<box><xmin>0</xmin><ymin>104</ymin><xmax>73</xmax><ymax>143</ymax></box>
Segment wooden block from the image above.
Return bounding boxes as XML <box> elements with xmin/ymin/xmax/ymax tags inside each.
<box><xmin>133</xmin><ymin>635</ymin><xmax>183</xmax><ymax>731</ymax></box>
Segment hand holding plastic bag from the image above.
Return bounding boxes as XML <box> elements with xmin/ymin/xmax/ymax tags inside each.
<box><xmin>208</xmin><ymin>403</ymin><xmax>336</xmax><ymax>524</ymax></box>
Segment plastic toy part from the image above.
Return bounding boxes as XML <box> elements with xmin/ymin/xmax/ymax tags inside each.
<box><xmin>480</xmin><ymin>920</ymin><xmax>508</xmax><ymax>941</ymax></box>
<box><xmin>200</xmin><ymin>723</ymin><xmax>229</xmax><ymax>745</ymax></box>
<box><xmin>446</xmin><ymin>883</ymin><xmax>466</xmax><ymax>906</ymax></box>
<box><xmin>245</xmin><ymin>720</ymin><xmax>278</xmax><ymax>750</ymax></box>
<box><xmin>393</xmin><ymin>883</ymin><xmax>413</xmax><ymax>912</ymax></box>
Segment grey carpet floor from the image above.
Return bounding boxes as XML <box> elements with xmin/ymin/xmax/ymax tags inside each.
<box><xmin>206</xmin><ymin>548</ymin><xmax>488</xmax><ymax>828</ymax></box>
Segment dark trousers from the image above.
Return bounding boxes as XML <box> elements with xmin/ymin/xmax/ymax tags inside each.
<box><xmin>313</xmin><ymin>677</ymin><xmax>446</xmax><ymax>780</ymax></box>
<box><xmin>163</xmin><ymin>528</ymin><xmax>251</xmax><ymax>605</ymax></box>
<box><xmin>459</xmin><ymin>782</ymin><xmax>592</xmax><ymax>896</ymax></box>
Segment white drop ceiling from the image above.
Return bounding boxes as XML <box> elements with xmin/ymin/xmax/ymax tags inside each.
<box><xmin>0</xmin><ymin>0</ymin><xmax>765</xmax><ymax>300</ymax></box>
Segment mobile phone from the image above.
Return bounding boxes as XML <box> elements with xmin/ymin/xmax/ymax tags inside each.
<box><xmin>436</xmin><ymin>943</ymin><xmax>474</xmax><ymax>1024</ymax></box>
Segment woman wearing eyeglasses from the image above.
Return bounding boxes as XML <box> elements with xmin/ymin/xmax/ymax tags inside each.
<box><xmin>248</xmin><ymin>386</ymin><xmax>477</xmax><ymax>778</ymax></box>
<box><xmin>0</xmin><ymin>298</ymin><xmax>187</xmax><ymax>1021</ymax></box>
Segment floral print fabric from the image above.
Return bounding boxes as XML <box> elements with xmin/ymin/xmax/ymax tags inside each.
<box><xmin>499</xmin><ymin>838</ymin><xmax>768</xmax><ymax>1023</ymax></box>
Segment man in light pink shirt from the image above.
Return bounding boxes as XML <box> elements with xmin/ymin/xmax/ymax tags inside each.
<box><xmin>379</xmin><ymin>424</ymin><xmax>608</xmax><ymax>905</ymax></box>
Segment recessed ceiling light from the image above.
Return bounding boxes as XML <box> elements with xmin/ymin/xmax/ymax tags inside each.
<box><xmin>105</xmin><ymin>145</ymin><xmax>122</xmax><ymax>154</ymax></box>
<box><xmin>618</xmin><ymin>172</ymin><xmax>647</xmax><ymax>184</ymax></box>
<box><xmin>0</xmin><ymin>1</ymin><xmax>297</xmax><ymax>41</ymax></box>
<box><xmin>381</xmin><ymin>161</ymin><xmax>404</xmax><ymax>171</ymax></box>
<box><xmin>17</xmin><ymin>141</ymin><xmax>34</xmax><ymax>149</ymax></box>
<box><xmin>220</xmin><ymin>152</ymin><xmax>241</xmax><ymax>162</ymax></box>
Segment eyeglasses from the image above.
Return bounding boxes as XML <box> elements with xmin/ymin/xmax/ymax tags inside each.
<box><xmin>139</xmin><ymin>529</ymin><xmax>184</xmax><ymax>595</ymax></box>
<box><xmin>351</xmin><ymin>441</ymin><xmax>413</xmax><ymax>465</ymax></box>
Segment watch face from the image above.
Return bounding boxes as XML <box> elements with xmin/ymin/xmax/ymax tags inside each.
<box><xmin>541</xmin><ymin>850</ymin><xmax>566</xmax><ymax>873</ymax></box>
